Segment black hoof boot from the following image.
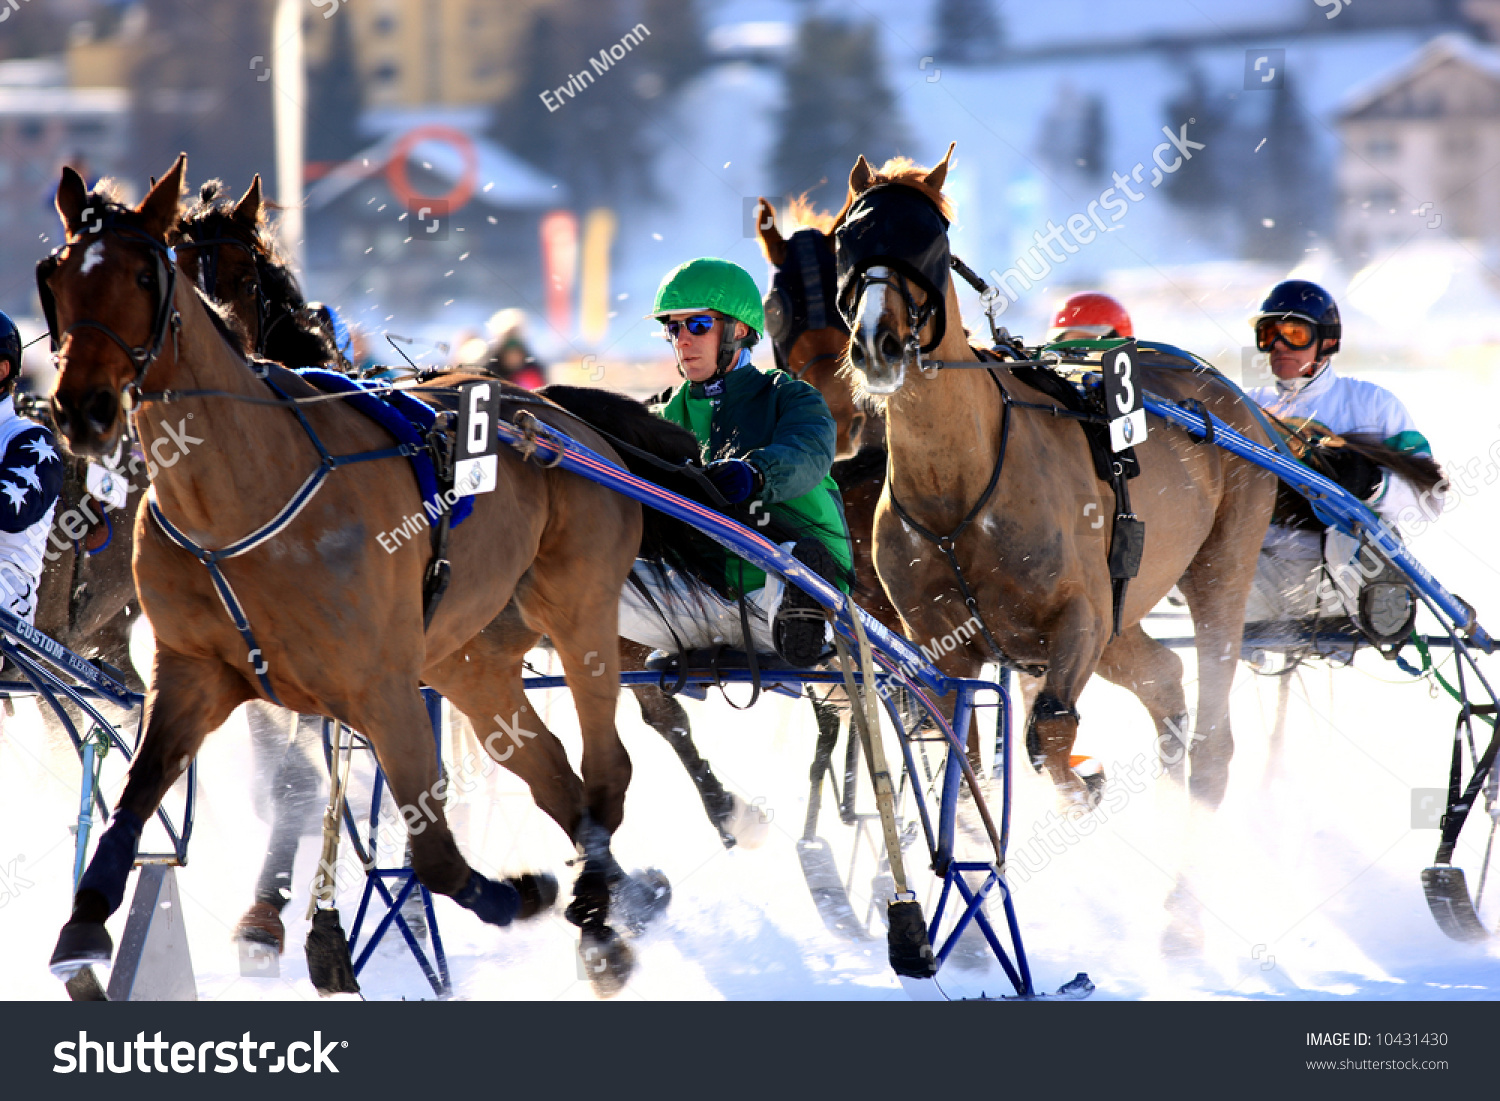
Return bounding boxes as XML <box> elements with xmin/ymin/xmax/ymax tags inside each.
<box><xmin>578</xmin><ymin>924</ymin><xmax>634</xmax><ymax>999</ymax></box>
<box><xmin>512</xmin><ymin>873</ymin><xmax>559</xmax><ymax>920</ymax></box>
<box><xmin>565</xmin><ymin>867</ymin><xmax>611</xmax><ymax>929</ymax></box>
<box><xmin>50</xmin><ymin>921</ymin><xmax>113</xmax><ymax>981</ymax></box>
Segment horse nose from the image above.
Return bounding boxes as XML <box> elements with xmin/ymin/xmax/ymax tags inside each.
<box><xmin>51</xmin><ymin>388</ymin><xmax>118</xmax><ymax>451</ymax></box>
<box><xmin>82</xmin><ymin>389</ymin><xmax>119</xmax><ymax>437</ymax></box>
<box><xmin>875</xmin><ymin>329</ymin><xmax>904</xmax><ymax>371</ymax></box>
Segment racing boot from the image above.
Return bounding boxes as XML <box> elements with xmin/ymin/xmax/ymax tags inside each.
<box><xmin>773</xmin><ymin>539</ymin><xmax>837</xmax><ymax>668</ymax></box>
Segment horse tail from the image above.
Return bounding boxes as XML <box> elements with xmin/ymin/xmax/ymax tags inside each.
<box><xmin>1340</xmin><ymin>433</ymin><xmax>1446</xmax><ymax>497</ymax></box>
<box><xmin>536</xmin><ymin>385</ymin><xmax>727</xmax><ymax>587</ymax></box>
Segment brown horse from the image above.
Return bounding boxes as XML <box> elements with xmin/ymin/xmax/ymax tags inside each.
<box><xmin>42</xmin><ymin>155</ymin><xmax>671</xmax><ymax>989</ymax></box>
<box><xmin>752</xmin><ymin>196</ymin><xmax>903</xmax><ymax>636</ymax></box>
<box><xmin>834</xmin><ymin>146</ymin><xmax>1277</xmax><ymax>810</ymax></box>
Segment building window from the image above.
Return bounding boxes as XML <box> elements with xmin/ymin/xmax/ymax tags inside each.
<box><xmin>374</xmin><ymin>14</ymin><xmax>395</xmax><ymax>34</ymax></box>
<box><xmin>373</xmin><ymin>61</ymin><xmax>399</xmax><ymax>83</ymax></box>
<box><xmin>1365</xmin><ymin>135</ymin><xmax>1398</xmax><ymax>161</ymax></box>
<box><xmin>18</xmin><ymin>118</ymin><xmax>43</xmax><ymax>142</ymax></box>
<box><xmin>1368</xmin><ymin>185</ymin><xmax>1398</xmax><ymax>208</ymax></box>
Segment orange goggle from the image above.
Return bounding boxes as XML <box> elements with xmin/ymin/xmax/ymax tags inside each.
<box><xmin>1254</xmin><ymin>316</ymin><xmax>1318</xmax><ymax>352</ymax></box>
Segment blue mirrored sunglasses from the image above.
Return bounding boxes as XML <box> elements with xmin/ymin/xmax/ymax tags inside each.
<box><xmin>663</xmin><ymin>314</ymin><xmax>718</xmax><ymax>338</ymax></box>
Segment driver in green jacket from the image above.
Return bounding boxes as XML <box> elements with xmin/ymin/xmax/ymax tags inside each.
<box><xmin>619</xmin><ymin>257</ymin><xmax>853</xmax><ymax>666</ymax></box>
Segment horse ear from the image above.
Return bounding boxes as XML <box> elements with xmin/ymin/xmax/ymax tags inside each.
<box><xmin>754</xmin><ymin>198</ymin><xmax>786</xmax><ymax>265</ymax></box>
<box><xmin>924</xmin><ymin>142</ymin><xmax>957</xmax><ymax>191</ymax></box>
<box><xmin>55</xmin><ymin>165</ymin><xmax>89</xmax><ymax>234</ymax></box>
<box><xmin>234</xmin><ymin>175</ymin><xmax>263</xmax><ymax>226</ymax></box>
<box><xmin>137</xmin><ymin>153</ymin><xmax>187</xmax><ymax>239</ymax></box>
<box><xmin>848</xmin><ymin>155</ymin><xmax>874</xmax><ymax>196</ymax></box>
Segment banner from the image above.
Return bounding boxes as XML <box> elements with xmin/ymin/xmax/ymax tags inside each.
<box><xmin>539</xmin><ymin>210</ymin><xmax>579</xmax><ymax>337</ymax></box>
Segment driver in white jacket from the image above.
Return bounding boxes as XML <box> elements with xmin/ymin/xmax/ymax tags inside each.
<box><xmin>1243</xmin><ymin>281</ymin><xmax>1439</xmax><ymax>627</ymax></box>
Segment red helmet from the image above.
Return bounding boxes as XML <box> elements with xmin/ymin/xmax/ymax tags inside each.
<box><xmin>1047</xmin><ymin>292</ymin><xmax>1133</xmax><ymax>341</ymax></box>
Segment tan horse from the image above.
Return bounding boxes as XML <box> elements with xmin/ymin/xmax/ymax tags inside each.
<box><xmin>834</xmin><ymin>146</ymin><xmax>1277</xmax><ymax>809</ymax></box>
<box><xmin>43</xmin><ymin>156</ymin><xmax>664</xmax><ymax>989</ymax></box>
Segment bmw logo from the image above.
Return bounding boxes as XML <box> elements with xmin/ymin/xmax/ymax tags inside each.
<box><xmin>1122</xmin><ymin>418</ymin><xmax>1134</xmax><ymax>444</ymax></box>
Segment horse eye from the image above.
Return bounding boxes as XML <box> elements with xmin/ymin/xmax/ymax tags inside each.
<box><xmin>136</xmin><ymin>268</ymin><xmax>156</xmax><ymax>290</ymax></box>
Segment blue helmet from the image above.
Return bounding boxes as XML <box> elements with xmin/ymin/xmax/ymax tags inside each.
<box><xmin>0</xmin><ymin>311</ymin><xmax>20</xmax><ymax>392</ymax></box>
<box><xmin>1253</xmin><ymin>280</ymin><xmax>1341</xmax><ymax>355</ymax></box>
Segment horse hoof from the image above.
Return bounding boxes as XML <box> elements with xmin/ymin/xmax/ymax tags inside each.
<box><xmin>611</xmin><ymin>868</ymin><xmax>671</xmax><ymax>934</ymax></box>
<box><xmin>64</xmin><ymin>966</ymin><xmax>109</xmax><ymax>1001</ymax></box>
<box><xmin>1071</xmin><ymin>755</ymin><xmax>1106</xmax><ymax>810</ymax></box>
<box><xmin>50</xmin><ymin>921</ymin><xmax>113</xmax><ymax>981</ymax></box>
<box><xmin>511</xmin><ymin>873</ymin><xmax>559</xmax><ymax>921</ymax></box>
<box><xmin>578</xmin><ymin>926</ymin><xmax>634</xmax><ymax>999</ymax></box>
<box><xmin>233</xmin><ymin>901</ymin><xmax>286</xmax><ymax>953</ymax></box>
<box><xmin>720</xmin><ymin>793</ymin><xmax>772</xmax><ymax>851</ymax></box>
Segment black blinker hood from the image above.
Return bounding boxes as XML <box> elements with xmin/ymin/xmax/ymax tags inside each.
<box><xmin>764</xmin><ymin>228</ymin><xmax>845</xmax><ymax>368</ymax></box>
<box><xmin>834</xmin><ymin>184</ymin><xmax>952</xmax><ymax>354</ymax></box>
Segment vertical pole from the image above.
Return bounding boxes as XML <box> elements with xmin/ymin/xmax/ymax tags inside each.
<box><xmin>72</xmin><ymin>740</ymin><xmax>95</xmax><ymax>891</ymax></box>
<box><xmin>271</xmin><ymin>0</ymin><xmax>305</xmax><ymax>275</ymax></box>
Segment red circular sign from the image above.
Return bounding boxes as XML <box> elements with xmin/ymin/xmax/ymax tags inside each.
<box><xmin>385</xmin><ymin>125</ymin><xmax>480</xmax><ymax>213</ymax></box>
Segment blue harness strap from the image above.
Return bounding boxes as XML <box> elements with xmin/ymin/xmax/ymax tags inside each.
<box><xmin>147</xmin><ymin>367</ymin><xmax>462</xmax><ymax>704</ymax></box>
<box><xmin>295</xmin><ymin>369</ymin><xmax>473</xmax><ymax>528</ymax></box>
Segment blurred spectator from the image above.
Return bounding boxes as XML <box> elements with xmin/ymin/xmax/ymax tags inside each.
<box><xmin>465</xmin><ymin>309</ymin><xmax>547</xmax><ymax>389</ymax></box>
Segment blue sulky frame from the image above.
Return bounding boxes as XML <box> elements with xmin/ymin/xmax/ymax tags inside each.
<box><xmin>0</xmin><ymin>607</ymin><xmax>185</xmax><ymax>883</ymax></box>
<box><xmin>323</xmin><ymin>689</ymin><xmax>452</xmax><ymax>997</ymax></box>
<box><xmin>494</xmin><ymin>415</ymin><xmax>1067</xmax><ymax>999</ymax></box>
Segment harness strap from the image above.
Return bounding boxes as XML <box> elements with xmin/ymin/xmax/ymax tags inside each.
<box><xmin>886</xmin><ymin>369</ymin><xmax>1018</xmax><ymax>668</ymax></box>
<box><xmin>149</xmin><ymin>496</ymin><xmax>282</xmax><ymax>705</ymax></box>
<box><xmin>146</xmin><ymin>377</ymin><xmax>421</xmax><ymax>700</ymax></box>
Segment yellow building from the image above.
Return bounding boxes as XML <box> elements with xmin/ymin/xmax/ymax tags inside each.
<box><xmin>305</xmin><ymin>0</ymin><xmax>552</xmax><ymax>109</ymax></box>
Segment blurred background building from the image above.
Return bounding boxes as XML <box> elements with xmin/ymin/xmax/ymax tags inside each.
<box><xmin>3</xmin><ymin>0</ymin><xmax>1500</xmax><ymax>379</ymax></box>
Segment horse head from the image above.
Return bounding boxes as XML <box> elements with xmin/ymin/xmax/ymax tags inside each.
<box><xmin>44</xmin><ymin>155</ymin><xmax>188</xmax><ymax>457</ymax></box>
<box><xmin>754</xmin><ymin>197</ymin><xmax>868</xmax><ymax>456</ymax></box>
<box><xmin>833</xmin><ymin>143</ymin><xmax>961</xmax><ymax>396</ymax></box>
<box><xmin>174</xmin><ymin>176</ymin><xmax>339</xmax><ymax>369</ymax></box>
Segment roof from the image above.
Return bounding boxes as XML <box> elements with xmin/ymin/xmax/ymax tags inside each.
<box><xmin>305</xmin><ymin>129</ymin><xmax>566</xmax><ymax>212</ymax></box>
<box><xmin>1338</xmin><ymin>33</ymin><xmax>1500</xmax><ymax>120</ymax></box>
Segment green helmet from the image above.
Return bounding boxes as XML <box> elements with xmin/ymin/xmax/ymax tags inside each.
<box><xmin>651</xmin><ymin>258</ymin><xmax>765</xmax><ymax>335</ymax></box>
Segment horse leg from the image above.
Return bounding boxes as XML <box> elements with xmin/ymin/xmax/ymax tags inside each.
<box><xmin>345</xmin><ymin>681</ymin><xmax>556</xmax><ymax>929</ymax></box>
<box><xmin>51</xmin><ymin>650</ymin><xmax>250</xmax><ymax>974</ymax></box>
<box><xmin>235</xmin><ymin>704</ymin><xmax>325</xmax><ymax>954</ymax></box>
<box><xmin>620</xmin><ymin>640</ymin><xmax>741</xmax><ymax>847</ymax></box>
<box><xmin>1027</xmin><ymin>601</ymin><xmax>1107</xmax><ymax>810</ymax></box>
<box><xmin>1096</xmin><ymin>625</ymin><xmax>1191</xmax><ymax>786</ymax></box>
<box><xmin>1178</xmin><ymin>528</ymin><xmax>1262</xmax><ymax>811</ymax></box>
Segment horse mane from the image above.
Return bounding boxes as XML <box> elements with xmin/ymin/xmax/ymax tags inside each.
<box><xmin>828</xmin><ymin>157</ymin><xmax>956</xmax><ymax>232</ymax></box>
<box><xmin>62</xmin><ymin>182</ymin><xmax>251</xmax><ymax>358</ymax></box>
<box><xmin>176</xmin><ymin>180</ymin><xmax>337</xmax><ymax>369</ymax></box>
<box><xmin>785</xmin><ymin>196</ymin><xmax>837</xmax><ymax>234</ymax></box>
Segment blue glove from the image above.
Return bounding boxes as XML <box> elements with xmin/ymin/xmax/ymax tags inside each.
<box><xmin>705</xmin><ymin>459</ymin><xmax>763</xmax><ymax>504</ymax></box>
